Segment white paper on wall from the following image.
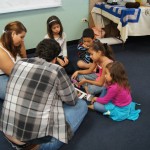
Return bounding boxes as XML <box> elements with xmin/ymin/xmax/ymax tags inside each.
<box><xmin>0</xmin><ymin>0</ymin><xmax>62</xmax><ymax>14</ymax></box>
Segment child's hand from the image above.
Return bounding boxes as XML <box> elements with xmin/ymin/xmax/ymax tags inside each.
<box><xmin>71</xmin><ymin>71</ymin><xmax>79</xmax><ymax>79</ymax></box>
<box><xmin>57</xmin><ymin>58</ymin><xmax>65</xmax><ymax>66</ymax></box>
<box><xmin>64</xmin><ymin>57</ymin><xmax>69</xmax><ymax>65</ymax></box>
<box><xmin>82</xmin><ymin>43</ymin><xmax>89</xmax><ymax>49</ymax></box>
<box><xmin>91</xmin><ymin>97</ymin><xmax>97</xmax><ymax>104</ymax></box>
<box><xmin>78</xmin><ymin>79</ymin><xmax>87</xmax><ymax>86</ymax></box>
<box><xmin>71</xmin><ymin>79</ymin><xmax>80</xmax><ymax>88</ymax></box>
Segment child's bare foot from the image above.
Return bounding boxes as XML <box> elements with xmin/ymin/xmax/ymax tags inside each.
<box><xmin>88</xmin><ymin>105</ymin><xmax>94</xmax><ymax>110</ymax></box>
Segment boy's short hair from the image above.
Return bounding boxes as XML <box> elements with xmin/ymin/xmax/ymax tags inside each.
<box><xmin>36</xmin><ymin>39</ymin><xmax>61</xmax><ymax>62</ymax></box>
<box><xmin>82</xmin><ymin>28</ymin><xmax>94</xmax><ymax>39</ymax></box>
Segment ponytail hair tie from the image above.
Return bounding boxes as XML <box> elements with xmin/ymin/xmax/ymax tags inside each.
<box><xmin>103</xmin><ymin>43</ymin><xmax>108</xmax><ymax>50</ymax></box>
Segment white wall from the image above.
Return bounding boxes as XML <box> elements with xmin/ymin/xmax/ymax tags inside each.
<box><xmin>0</xmin><ymin>0</ymin><xmax>89</xmax><ymax>49</ymax></box>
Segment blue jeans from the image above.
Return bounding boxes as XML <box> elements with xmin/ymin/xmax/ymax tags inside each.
<box><xmin>78</xmin><ymin>74</ymin><xmax>105</xmax><ymax>95</ymax></box>
<box><xmin>93</xmin><ymin>88</ymin><xmax>107</xmax><ymax>113</ymax></box>
<box><xmin>0</xmin><ymin>75</ymin><xmax>9</xmax><ymax>101</ymax></box>
<box><xmin>39</xmin><ymin>99</ymin><xmax>88</xmax><ymax>150</ymax></box>
<box><xmin>94</xmin><ymin>102</ymin><xmax>107</xmax><ymax>113</ymax></box>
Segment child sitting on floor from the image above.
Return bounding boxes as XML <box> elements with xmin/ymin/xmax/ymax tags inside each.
<box><xmin>77</xmin><ymin>28</ymin><xmax>95</xmax><ymax>69</ymax></box>
<box><xmin>72</xmin><ymin>40</ymin><xmax>115</xmax><ymax>97</ymax></box>
<box><xmin>88</xmin><ymin>61</ymin><xmax>141</xmax><ymax>121</ymax></box>
<box><xmin>45</xmin><ymin>15</ymin><xmax>75</xmax><ymax>75</ymax></box>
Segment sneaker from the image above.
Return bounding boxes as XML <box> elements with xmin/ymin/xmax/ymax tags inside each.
<box><xmin>103</xmin><ymin>110</ymin><xmax>110</xmax><ymax>115</ymax></box>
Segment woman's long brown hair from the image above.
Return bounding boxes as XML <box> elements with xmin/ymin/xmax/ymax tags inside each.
<box><xmin>106</xmin><ymin>61</ymin><xmax>131</xmax><ymax>91</ymax></box>
<box><xmin>0</xmin><ymin>21</ymin><xmax>27</xmax><ymax>59</ymax></box>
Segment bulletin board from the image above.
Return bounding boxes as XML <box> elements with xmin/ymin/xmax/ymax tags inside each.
<box><xmin>0</xmin><ymin>0</ymin><xmax>62</xmax><ymax>14</ymax></box>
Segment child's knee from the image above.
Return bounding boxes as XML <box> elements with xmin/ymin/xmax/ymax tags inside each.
<box><xmin>77</xmin><ymin>60</ymin><xmax>84</xmax><ymax>68</ymax></box>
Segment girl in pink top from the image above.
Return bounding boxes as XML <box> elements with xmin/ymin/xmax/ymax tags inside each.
<box><xmin>88</xmin><ymin>61</ymin><xmax>141</xmax><ymax>121</ymax></box>
<box><xmin>71</xmin><ymin>40</ymin><xmax>115</xmax><ymax>96</ymax></box>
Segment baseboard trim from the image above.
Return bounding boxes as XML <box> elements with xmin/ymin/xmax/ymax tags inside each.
<box><xmin>26</xmin><ymin>39</ymin><xmax>79</xmax><ymax>54</ymax></box>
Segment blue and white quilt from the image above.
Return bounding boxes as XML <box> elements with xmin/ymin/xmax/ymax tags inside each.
<box><xmin>95</xmin><ymin>3</ymin><xmax>141</xmax><ymax>27</ymax></box>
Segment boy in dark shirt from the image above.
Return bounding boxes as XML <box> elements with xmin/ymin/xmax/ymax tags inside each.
<box><xmin>77</xmin><ymin>28</ymin><xmax>95</xmax><ymax>69</ymax></box>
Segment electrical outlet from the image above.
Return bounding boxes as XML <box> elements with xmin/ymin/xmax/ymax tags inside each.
<box><xmin>82</xmin><ymin>18</ymin><xmax>88</xmax><ymax>22</ymax></box>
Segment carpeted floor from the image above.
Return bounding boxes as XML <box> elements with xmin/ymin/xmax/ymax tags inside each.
<box><xmin>59</xmin><ymin>36</ymin><xmax>150</xmax><ymax>150</ymax></box>
<box><xmin>0</xmin><ymin>35</ymin><xmax>150</xmax><ymax>150</ymax></box>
